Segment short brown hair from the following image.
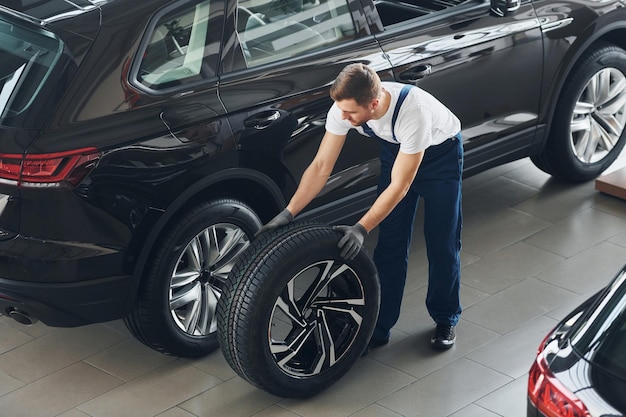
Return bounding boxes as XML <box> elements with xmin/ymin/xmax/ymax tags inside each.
<box><xmin>330</xmin><ymin>63</ymin><xmax>381</xmax><ymax>107</ymax></box>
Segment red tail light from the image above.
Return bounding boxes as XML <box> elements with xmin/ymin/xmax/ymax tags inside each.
<box><xmin>528</xmin><ymin>343</ymin><xmax>590</xmax><ymax>417</ymax></box>
<box><xmin>0</xmin><ymin>148</ymin><xmax>100</xmax><ymax>187</ymax></box>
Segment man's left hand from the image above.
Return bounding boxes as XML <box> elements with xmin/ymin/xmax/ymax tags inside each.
<box><xmin>334</xmin><ymin>223</ymin><xmax>368</xmax><ymax>260</ymax></box>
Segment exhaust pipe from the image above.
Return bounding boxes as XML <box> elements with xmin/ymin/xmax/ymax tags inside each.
<box><xmin>8</xmin><ymin>308</ymin><xmax>38</xmax><ymax>326</ymax></box>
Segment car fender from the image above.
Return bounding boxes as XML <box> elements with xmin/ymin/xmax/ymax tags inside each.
<box><xmin>124</xmin><ymin>166</ymin><xmax>286</xmax><ymax>312</ymax></box>
<box><xmin>536</xmin><ymin>6</ymin><xmax>626</xmax><ymax>142</ymax></box>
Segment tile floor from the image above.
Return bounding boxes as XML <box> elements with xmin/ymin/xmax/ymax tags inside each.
<box><xmin>2</xmin><ymin>155</ymin><xmax>626</xmax><ymax>417</ymax></box>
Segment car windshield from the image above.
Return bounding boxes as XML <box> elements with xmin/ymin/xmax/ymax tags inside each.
<box><xmin>0</xmin><ymin>14</ymin><xmax>63</xmax><ymax>128</ymax></box>
<box><xmin>571</xmin><ymin>268</ymin><xmax>626</xmax><ymax>381</ymax></box>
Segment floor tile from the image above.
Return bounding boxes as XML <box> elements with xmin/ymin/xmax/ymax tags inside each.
<box><xmin>350</xmin><ymin>404</ymin><xmax>404</xmax><ymax>417</ymax></box>
<box><xmin>377</xmin><ymin>358</ymin><xmax>512</xmax><ymax>417</ymax></box>
<box><xmin>0</xmin><ymin>362</ymin><xmax>122</xmax><ymax>417</ymax></box>
<box><xmin>86</xmin><ymin>338</ymin><xmax>177</xmax><ymax>382</ymax></box>
<box><xmin>251</xmin><ymin>405</ymin><xmax>302</xmax><ymax>417</ymax></box>
<box><xmin>474</xmin><ymin>375</ymin><xmax>528</xmax><ymax>417</ymax></box>
<box><xmin>513</xmin><ymin>181</ymin><xmax>595</xmax><ymax>223</ymax></box>
<box><xmin>461</xmin><ymin>277</ymin><xmax>578</xmax><ymax>334</ymax></box>
<box><xmin>0</xmin><ymin>324</ymin><xmax>128</xmax><ymax>383</ymax></box>
<box><xmin>462</xmin><ymin>207</ymin><xmax>552</xmax><ymax>257</ymax></box>
<box><xmin>79</xmin><ymin>361</ymin><xmax>220</xmax><ymax>417</ymax></box>
<box><xmin>373</xmin><ymin>320</ymin><xmax>499</xmax><ymax>380</ymax></box>
<box><xmin>179</xmin><ymin>377</ymin><xmax>281</xmax><ymax>417</ymax></box>
<box><xmin>448</xmin><ymin>404</ymin><xmax>500</xmax><ymax>417</ymax></box>
<box><xmin>533</xmin><ymin>241</ymin><xmax>626</xmax><ymax>294</ymax></box>
<box><xmin>464</xmin><ymin>315</ymin><xmax>558</xmax><ymax>378</ymax></box>
<box><xmin>155</xmin><ymin>407</ymin><xmax>199</xmax><ymax>417</ymax></box>
<box><xmin>278</xmin><ymin>360</ymin><xmax>415</xmax><ymax>417</ymax></box>
<box><xmin>3</xmin><ymin>158</ymin><xmax>625</xmax><ymax>416</ymax></box>
<box><xmin>0</xmin><ymin>321</ymin><xmax>33</xmax><ymax>354</ymax></box>
<box><xmin>524</xmin><ymin>207</ymin><xmax>626</xmax><ymax>257</ymax></box>
<box><xmin>461</xmin><ymin>241</ymin><xmax>563</xmax><ymax>295</ymax></box>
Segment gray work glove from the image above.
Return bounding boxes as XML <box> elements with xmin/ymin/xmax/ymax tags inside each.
<box><xmin>334</xmin><ymin>223</ymin><xmax>367</xmax><ymax>260</ymax></box>
<box><xmin>254</xmin><ymin>208</ymin><xmax>293</xmax><ymax>238</ymax></box>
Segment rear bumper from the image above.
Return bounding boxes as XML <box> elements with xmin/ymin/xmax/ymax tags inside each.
<box><xmin>0</xmin><ymin>233</ymin><xmax>134</xmax><ymax>327</ymax></box>
<box><xmin>0</xmin><ymin>273</ymin><xmax>132</xmax><ymax>327</ymax></box>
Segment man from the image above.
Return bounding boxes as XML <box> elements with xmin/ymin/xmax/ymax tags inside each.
<box><xmin>256</xmin><ymin>63</ymin><xmax>463</xmax><ymax>351</ymax></box>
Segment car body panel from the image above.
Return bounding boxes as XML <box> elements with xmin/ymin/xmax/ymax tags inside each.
<box><xmin>528</xmin><ymin>265</ymin><xmax>626</xmax><ymax>416</ymax></box>
<box><xmin>1</xmin><ymin>0</ymin><xmax>626</xmax><ymax>332</ymax></box>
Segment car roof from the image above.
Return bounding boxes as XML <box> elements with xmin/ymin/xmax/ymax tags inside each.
<box><xmin>0</xmin><ymin>0</ymin><xmax>101</xmax><ymax>25</ymax></box>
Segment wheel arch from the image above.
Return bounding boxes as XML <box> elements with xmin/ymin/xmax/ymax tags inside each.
<box><xmin>123</xmin><ymin>168</ymin><xmax>287</xmax><ymax>313</ymax></box>
<box><xmin>538</xmin><ymin>17</ymin><xmax>626</xmax><ymax>149</ymax></box>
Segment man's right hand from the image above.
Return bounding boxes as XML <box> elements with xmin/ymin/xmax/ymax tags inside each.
<box><xmin>254</xmin><ymin>208</ymin><xmax>293</xmax><ymax>238</ymax></box>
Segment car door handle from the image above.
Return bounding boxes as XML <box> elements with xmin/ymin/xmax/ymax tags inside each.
<box><xmin>399</xmin><ymin>64</ymin><xmax>432</xmax><ymax>83</ymax></box>
<box><xmin>244</xmin><ymin>111</ymin><xmax>280</xmax><ymax>129</ymax></box>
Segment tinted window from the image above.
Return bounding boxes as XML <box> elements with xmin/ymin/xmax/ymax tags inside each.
<box><xmin>571</xmin><ymin>270</ymin><xmax>626</xmax><ymax>380</ymax></box>
<box><xmin>136</xmin><ymin>0</ymin><xmax>222</xmax><ymax>92</ymax></box>
<box><xmin>0</xmin><ymin>15</ymin><xmax>63</xmax><ymax>127</ymax></box>
<box><xmin>594</xmin><ymin>311</ymin><xmax>626</xmax><ymax>378</ymax></box>
<box><xmin>236</xmin><ymin>0</ymin><xmax>356</xmax><ymax>67</ymax></box>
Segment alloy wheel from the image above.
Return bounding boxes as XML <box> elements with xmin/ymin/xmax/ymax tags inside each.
<box><xmin>170</xmin><ymin>223</ymin><xmax>251</xmax><ymax>336</ymax></box>
<box><xmin>570</xmin><ymin>67</ymin><xmax>626</xmax><ymax>164</ymax></box>
<box><xmin>268</xmin><ymin>259</ymin><xmax>365</xmax><ymax>378</ymax></box>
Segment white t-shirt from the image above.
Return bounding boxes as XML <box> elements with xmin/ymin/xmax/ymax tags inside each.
<box><xmin>325</xmin><ymin>82</ymin><xmax>461</xmax><ymax>154</ymax></box>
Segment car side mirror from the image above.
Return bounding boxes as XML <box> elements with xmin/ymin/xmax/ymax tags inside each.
<box><xmin>490</xmin><ymin>0</ymin><xmax>521</xmax><ymax>16</ymax></box>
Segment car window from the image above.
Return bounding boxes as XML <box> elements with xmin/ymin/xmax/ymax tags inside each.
<box><xmin>136</xmin><ymin>0</ymin><xmax>222</xmax><ymax>91</ymax></box>
<box><xmin>236</xmin><ymin>0</ymin><xmax>356</xmax><ymax>68</ymax></box>
<box><xmin>0</xmin><ymin>15</ymin><xmax>63</xmax><ymax>127</ymax></box>
<box><xmin>571</xmin><ymin>270</ymin><xmax>626</xmax><ymax>380</ymax></box>
<box><xmin>594</xmin><ymin>311</ymin><xmax>626</xmax><ymax>379</ymax></box>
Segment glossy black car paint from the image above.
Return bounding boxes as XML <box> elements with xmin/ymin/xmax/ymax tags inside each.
<box><xmin>0</xmin><ymin>0</ymin><xmax>625</xmax><ymax>339</ymax></box>
<box><xmin>527</xmin><ymin>264</ymin><xmax>626</xmax><ymax>416</ymax></box>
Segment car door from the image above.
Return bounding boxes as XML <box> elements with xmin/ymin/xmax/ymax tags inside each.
<box><xmin>368</xmin><ymin>0</ymin><xmax>544</xmax><ymax>175</ymax></box>
<box><xmin>217</xmin><ymin>0</ymin><xmax>393</xmax><ymax>223</ymax></box>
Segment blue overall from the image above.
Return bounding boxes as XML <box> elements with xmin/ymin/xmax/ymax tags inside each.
<box><xmin>362</xmin><ymin>85</ymin><xmax>463</xmax><ymax>341</ymax></box>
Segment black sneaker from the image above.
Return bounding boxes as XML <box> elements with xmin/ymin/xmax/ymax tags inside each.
<box><xmin>430</xmin><ymin>324</ymin><xmax>456</xmax><ymax>350</ymax></box>
<box><xmin>361</xmin><ymin>337</ymin><xmax>389</xmax><ymax>356</ymax></box>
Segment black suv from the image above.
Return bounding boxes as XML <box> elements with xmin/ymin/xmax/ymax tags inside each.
<box><xmin>1</xmin><ymin>0</ymin><xmax>625</xmax><ymax>358</ymax></box>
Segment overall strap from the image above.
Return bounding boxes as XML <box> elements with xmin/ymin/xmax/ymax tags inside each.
<box><xmin>362</xmin><ymin>84</ymin><xmax>414</xmax><ymax>143</ymax></box>
<box><xmin>391</xmin><ymin>84</ymin><xmax>413</xmax><ymax>142</ymax></box>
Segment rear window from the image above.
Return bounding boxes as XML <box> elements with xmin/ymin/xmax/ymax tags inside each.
<box><xmin>571</xmin><ymin>268</ymin><xmax>626</xmax><ymax>380</ymax></box>
<box><xmin>0</xmin><ymin>15</ymin><xmax>63</xmax><ymax>127</ymax></box>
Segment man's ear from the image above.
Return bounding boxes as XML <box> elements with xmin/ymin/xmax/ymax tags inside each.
<box><xmin>370</xmin><ymin>98</ymin><xmax>379</xmax><ymax>112</ymax></box>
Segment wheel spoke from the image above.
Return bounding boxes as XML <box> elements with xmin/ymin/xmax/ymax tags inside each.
<box><xmin>188</xmin><ymin>236</ymin><xmax>204</xmax><ymax>271</ymax></box>
<box><xmin>170</xmin><ymin>280</ymin><xmax>201</xmax><ymax>310</ymax></box>
<box><xmin>573</xmin><ymin>100</ymin><xmax>594</xmax><ymax>118</ymax></box>
<box><xmin>311</xmin><ymin>297</ymin><xmax>365</xmax><ymax>325</ymax></box>
<box><xmin>171</xmin><ymin>269</ymin><xmax>201</xmax><ymax>288</ymax></box>
<box><xmin>211</xmin><ymin>231</ymin><xmax>250</xmax><ymax>281</ymax></box>
<box><xmin>301</xmin><ymin>261</ymin><xmax>349</xmax><ymax>310</ymax></box>
<box><xmin>272</xmin><ymin>325</ymin><xmax>316</xmax><ymax>363</ymax></box>
<box><xmin>201</xmin><ymin>282</ymin><xmax>220</xmax><ymax>334</ymax></box>
<box><xmin>268</xmin><ymin>257</ymin><xmax>366</xmax><ymax>378</ymax></box>
<box><xmin>313</xmin><ymin>310</ymin><xmax>335</xmax><ymax>373</ymax></box>
<box><xmin>570</xmin><ymin>67</ymin><xmax>626</xmax><ymax>164</ymax></box>
<box><xmin>275</xmin><ymin>280</ymin><xmax>307</xmax><ymax>327</ymax></box>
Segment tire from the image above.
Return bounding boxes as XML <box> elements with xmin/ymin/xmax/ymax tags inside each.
<box><xmin>217</xmin><ymin>222</ymin><xmax>380</xmax><ymax>398</ymax></box>
<box><xmin>124</xmin><ymin>199</ymin><xmax>262</xmax><ymax>357</ymax></box>
<box><xmin>531</xmin><ymin>42</ymin><xmax>626</xmax><ymax>182</ymax></box>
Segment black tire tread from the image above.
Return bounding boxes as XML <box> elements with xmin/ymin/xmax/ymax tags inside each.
<box><xmin>125</xmin><ymin>198</ymin><xmax>261</xmax><ymax>357</ymax></box>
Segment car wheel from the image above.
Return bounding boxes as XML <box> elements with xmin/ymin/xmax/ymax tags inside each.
<box><xmin>125</xmin><ymin>199</ymin><xmax>261</xmax><ymax>357</ymax></box>
<box><xmin>532</xmin><ymin>42</ymin><xmax>626</xmax><ymax>182</ymax></box>
<box><xmin>217</xmin><ymin>222</ymin><xmax>379</xmax><ymax>398</ymax></box>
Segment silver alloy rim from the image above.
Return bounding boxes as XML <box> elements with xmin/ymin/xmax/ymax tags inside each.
<box><xmin>169</xmin><ymin>223</ymin><xmax>250</xmax><ymax>336</ymax></box>
<box><xmin>570</xmin><ymin>67</ymin><xmax>626</xmax><ymax>164</ymax></box>
<box><xmin>268</xmin><ymin>260</ymin><xmax>365</xmax><ymax>377</ymax></box>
